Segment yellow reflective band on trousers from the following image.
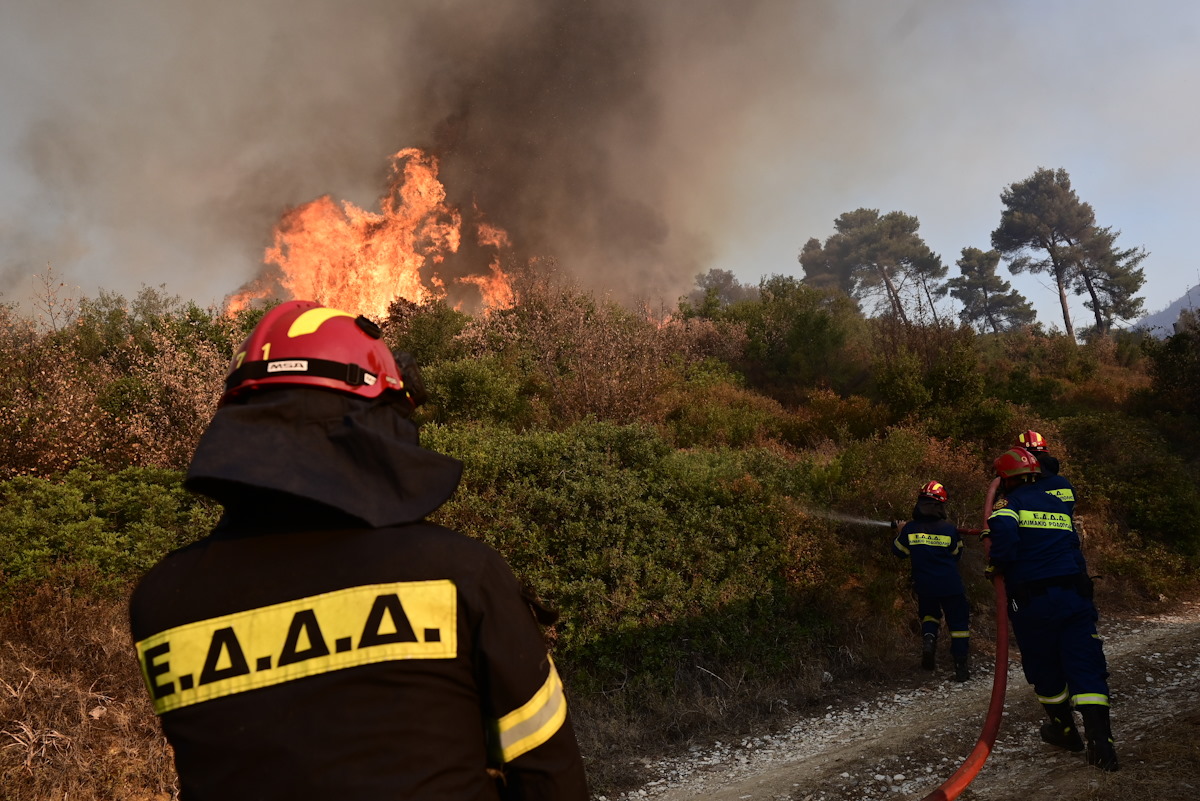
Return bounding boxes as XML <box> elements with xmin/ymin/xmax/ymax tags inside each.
<box><xmin>907</xmin><ymin>532</ymin><xmax>953</xmax><ymax>547</ymax></box>
<box><xmin>495</xmin><ymin>658</ymin><xmax>568</xmax><ymax>763</ymax></box>
<box><xmin>1037</xmin><ymin>687</ymin><xmax>1070</xmax><ymax>705</ymax></box>
<box><xmin>950</xmin><ymin>630</ymin><xmax>970</xmax><ymax>639</ymax></box>
<box><xmin>136</xmin><ymin>580</ymin><xmax>457</xmax><ymax>715</ymax></box>
<box><xmin>1045</xmin><ymin>488</ymin><xmax>1075</xmax><ymax>503</ymax></box>
<box><xmin>1072</xmin><ymin>693</ymin><xmax>1110</xmax><ymax>707</ymax></box>
<box><xmin>1016</xmin><ymin>510</ymin><xmax>1073</xmax><ymax>530</ymax></box>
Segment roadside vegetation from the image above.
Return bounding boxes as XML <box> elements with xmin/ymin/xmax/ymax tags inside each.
<box><xmin>1</xmin><ymin>267</ymin><xmax>1197</xmax><ymax>799</ymax></box>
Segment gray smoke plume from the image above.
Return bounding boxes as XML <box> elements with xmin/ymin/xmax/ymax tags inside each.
<box><xmin>3</xmin><ymin>3</ymin><xmax>1195</xmax><ymax>320</ymax></box>
<box><xmin>1</xmin><ymin>0</ymin><xmax>848</xmax><ymax>311</ymax></box>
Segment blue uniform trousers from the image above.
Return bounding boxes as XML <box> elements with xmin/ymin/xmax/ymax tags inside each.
<box><xmin>1009</xmin><ymin>585</ymin><xmax>1110</xmax><ymax>707</ymax></box>
<box><xmin>917</xmin><ymin>593</ymin><xmax>970</xmax><ymax>658</ymax></box>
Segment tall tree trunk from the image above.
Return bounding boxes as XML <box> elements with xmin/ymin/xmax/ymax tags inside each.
<box><xmin>921</xmin><ymin>279</ymin><xmax>942</xmax><ymax>326</ymax></box>
<box><xmin>1079</xmin><ymin>270</ymin><xmax>1107</xmax><ymax>334</ymax></box>
<box><xmin>879</xmin><ymin>268</ymin><xmax>908</xmax><ymax>324</ymax></box>
<box><xmin>1052</xmin><ymin>259</ymin><xmax>1076</xmax><ymax>340</ymax></box>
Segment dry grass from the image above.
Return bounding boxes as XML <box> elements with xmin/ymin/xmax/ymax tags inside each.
<box><xmin>0</xmin><ymin>586</ymin><xmax>174</xmax><ymax>800</ymax></box>
<box><xmin>1059</xmin><ymin>711</ymin><xmax>1200</xmax><ymax>801</ymax></box>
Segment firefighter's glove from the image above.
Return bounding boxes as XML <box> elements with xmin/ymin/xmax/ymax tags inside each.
<box><xmin>889</xmin><ymin>520</ymin><xmax>899</xmax><ymax>532</ymax></box>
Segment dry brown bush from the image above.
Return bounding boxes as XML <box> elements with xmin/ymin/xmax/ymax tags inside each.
<box><xmin>0</xmin><ymin>296</ymin><xmax>231</xmax><ymax>479</ymax></box>
<box><xmin>458</xmin><ymin>274</ymin><xmax>748</xmax><ymax>427</ymax></box>
<box><xmin>0</xmin><ymin>333</ymin><xmax>117</xmax><ymax>479</ymax></box>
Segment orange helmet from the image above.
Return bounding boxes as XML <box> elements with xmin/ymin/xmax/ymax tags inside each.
<box><xmin>918</xmin><ymin>480</ymin><xmax>948</xmax><ymax>503</ymax></box>
<box><xmin>994</xmin><ymin>447</ymin><xmax>1042</xmax><ymax>480</ymax></box>
<box><xmin>1016</xmin><ymin>430</ymin><xmax>1048</xmax><ymax>452</ymax></box>
<box><xmin>221</xmin><ymin>300</ymin><xmax>423</xmax><ymax>408</ymax></box>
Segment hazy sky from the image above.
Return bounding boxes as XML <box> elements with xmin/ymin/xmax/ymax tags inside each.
<box><xmin>1</xmin><ymin>0</ymin><xmax>1197</xmax><ymax>330</ymax></box>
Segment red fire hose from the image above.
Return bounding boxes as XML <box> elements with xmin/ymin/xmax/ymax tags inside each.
<box><xmin>919</xmin><ymin>477</ymin><xmax>1008</xmax><ymax>801</ymax></box>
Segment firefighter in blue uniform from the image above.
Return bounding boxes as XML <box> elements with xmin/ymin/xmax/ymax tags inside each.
<box><xmin>892</xmin><ymin>481</ymin><xmax>971</xmax><ymax>681</ymax></box>
<box><xmin>129</xmin><ymin>301</ymin><xmax>589</xmax><ymax>800</ymax></box>
<box><xmin>986</xmin><ymin>446</ymin><xmax>1118</xmax><ymax>772</ymax></box>
<box><xmin>1017</xmin><ymin>430</ymin><xmax>1077</xmax><ymax>512</ymax></box>
<box><xmin>1015</xmin><ymin>430</ymin><xmax>1088</xmax><ymax>575</ymax></box>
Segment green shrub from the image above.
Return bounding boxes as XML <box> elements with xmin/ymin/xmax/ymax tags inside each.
<box><xmin>1059</xmin><ymin>413</ymin><xmax>1200</xmax><ymax>555</ymax></box>
<box><xmin>0</xmin><ymin>463</ymin><xmax>218</xmax><ymax>597</ymax></box>
<box><xmin>422</xmin><ymin>355</ymin><xmax>535</xmax><ymax>426</ymax></box>
<box><xmin>654</xmin><ymin>361</ymin><xmax>790</xmax><ymax>448</ymax></box>
<box><xmin>421</xmin><ymin>421</ymin><xmax>848</xmax><ymax>689</ymax></box>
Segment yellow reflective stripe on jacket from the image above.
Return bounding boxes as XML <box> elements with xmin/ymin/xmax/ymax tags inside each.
<box><xmin>892</xmin><ymin>536</ymin><xmax>910</xmax><ymax>555</ymax></box>
<box><xmin>136</xmin><ymin>580</ymin><xmax>457</xmax><ymax>715</ymax></box>
<box><xmin>496</xmin><ymin>657</ymin><xmax>568</xmax><ymax>762</ymax></box>
<box><xmin>907</xmin><ymin>532</ymin><xmax>952</xmax><ymax>547</ymax></box>
<box><xmin>989</xmin><ymin>508</ymin><xmax>1019</xmax><ymax>523</ymax></box>
<box><xmin>1016</xmin><ymin>510</ymin><xmax>1073</xmax><ymax>530</ymax></box>
<box><xmin>1045</xmin><ymin>488</ymin><xmax>1075</xmax><ymax>503</ymax></box>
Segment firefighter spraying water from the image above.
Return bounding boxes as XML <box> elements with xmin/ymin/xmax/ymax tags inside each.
<box><xmin>892</xmin><ymin>481</ymin><xmax>972</xmax><ymax>682</ymax></box>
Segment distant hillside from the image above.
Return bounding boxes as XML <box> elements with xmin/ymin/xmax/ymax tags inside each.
<box><xmin>1135</xmin><ymin>284</ymin><xmax>1200</xmax><ymax>337</ymax></box>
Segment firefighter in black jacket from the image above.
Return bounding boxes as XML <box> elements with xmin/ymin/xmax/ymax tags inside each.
<box><xmin>129</xmin><ymin>301</ymin><xmax>589</xmax><ymax>800</ymax></box>
<box><xmin>892</xmin><ymin>481</ymin><xmax>971</xmax><ymax>681</ymax></box>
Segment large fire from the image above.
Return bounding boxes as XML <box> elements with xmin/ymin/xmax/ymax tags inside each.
<box><xmin>226</xmin><ymin>147</ymin><xmax>514</xmax><ymax>317</ymax></box>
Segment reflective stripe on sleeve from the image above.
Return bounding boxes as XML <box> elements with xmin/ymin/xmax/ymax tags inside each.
<box><xmin>893</xmin><ymin>537</ymin><xmax>910</xmax><ymax>555</ymax></box>
<box><xmin>989</xmin><ymin>508</ymin><xmax>1019</xmax><ymax>523</ymax></box>
<box><xmin>496</xmin><ymin>657</ymin><xmax>568</xmax><ymax>762</ymax></box>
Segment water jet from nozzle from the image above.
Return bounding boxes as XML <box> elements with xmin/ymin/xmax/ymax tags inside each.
<box><xmin>802</xmin><ymin>509</ymin><xmax>892</xmax><ymax>528</ymax></box>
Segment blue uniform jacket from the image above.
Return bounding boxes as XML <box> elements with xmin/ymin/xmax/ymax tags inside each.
<box><xmin>892</xmin><ymin>517</ymin><xmax>964</xmax><ymax>597</ymax></box>
<box><xmin>1034</xmin><ymin>471</ymin><xmax>1076</xmax><ymax>516</ymax></box>
<box><xmin>987</xmin><ymin>481</ymin><xmax>1086</xmax><ymax>589</ymax></box>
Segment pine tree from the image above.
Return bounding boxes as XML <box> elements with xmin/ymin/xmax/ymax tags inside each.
<box><xmin>800</xmin><ymin>208</ymin><xmax>946</xmax><ymax>323</ymax></box>
<box><xmin>947</xmin><ymin>247</ymin><xmax>1036</xmax><ymax>333</ymax></box>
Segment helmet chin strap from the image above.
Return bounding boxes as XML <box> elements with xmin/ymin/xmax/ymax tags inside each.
<box><xmin>224</xmin><ymin>358</ymin><xmax>377</xmax><ymax>395</ymax></box>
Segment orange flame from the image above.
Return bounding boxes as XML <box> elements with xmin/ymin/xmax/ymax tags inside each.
<box><xmin>227</xmin><ymin>147</ymin><xmax>513</xmax><ymax>318</ymax></box>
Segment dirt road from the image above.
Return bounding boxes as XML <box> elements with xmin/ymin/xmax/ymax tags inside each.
<box><xmin>610</xmin><ymin>601</ymin><xmax>1200</xmax><ymax>801</ymax></box>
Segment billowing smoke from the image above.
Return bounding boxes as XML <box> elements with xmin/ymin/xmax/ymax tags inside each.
<box><xmin>2</xmin><ymin>0</ymin><xmax>826</xmax><ymax>310</ymax></box>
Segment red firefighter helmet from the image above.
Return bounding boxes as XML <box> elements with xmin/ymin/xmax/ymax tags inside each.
<box><xmin>222</xmin><ymin>300</ymin><xmax>419</xmax><ymax>406</ymax></box>
<box><xmin>994</xmin><ymin>446</ymin><xmax>1042</xmax><ymax>480</ymax></box>
<box><xmin>1016</xmin><ymin>430</ymin><xmax>1048</xmax><ymax>452</ymax></box>
<box><xmin>918</xmin><ymin>480</ymin><xmax>948</xmax><ymax>503</ymax></box>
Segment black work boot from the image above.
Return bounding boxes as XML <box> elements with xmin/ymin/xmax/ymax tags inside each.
<box><xmin>1039</xmin><ymin>702</ymin><xmax>1084</xmax><ymax>752</ymax></box>
<box><xmin>1078</xmin><ymin>705</ymin><xmax>1119</xmax><ymax>771</ymax></box>
<box><xmin>953</xmin><ymin>655</ymin><xmax>970</xmax><ymax>682</ymax></box>
<box><xmin>921</xmin><ymin>633</ymin><xmax>937</xmax><ymax>671</ymax></box>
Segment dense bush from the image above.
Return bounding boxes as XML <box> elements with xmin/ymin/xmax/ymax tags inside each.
<box><xmin>1059</xmin><ymin>413</ymin><xmax>1200</xmax><ymax>556</ymax></box>
<box><xmin>425</xmin><ymin>423</ymin><xmax>817</xmax><ymax>652</ymax></box>
<box><xmin>0</xmin><ymin>462</ymin><xmax>219</xmax><ymax>598</ymax></box>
